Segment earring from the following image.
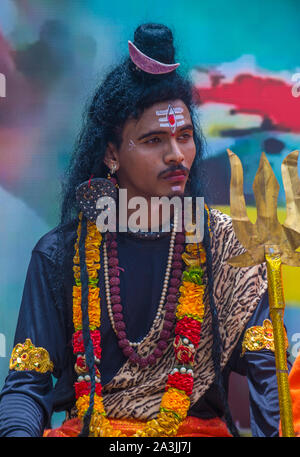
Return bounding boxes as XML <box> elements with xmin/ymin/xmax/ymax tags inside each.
<box><xmin>110</xmin><ymin>162</ymin><xmax>118</xmax><ymax>175</ymax></box>
<box><xmin>107</xmin><ymin>162</ymin><xmax>119</xmax><ymax>188</ymax></box>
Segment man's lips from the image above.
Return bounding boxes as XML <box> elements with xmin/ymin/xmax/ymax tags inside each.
<box><xmin>162</xmin><ymin>170</ymin><xmax>187</xmax><ymax>182</ymax></box>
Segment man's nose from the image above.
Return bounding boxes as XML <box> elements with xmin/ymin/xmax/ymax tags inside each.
<box><xmin>165</xmin><ymin>138</ymin><xmax>184</xmax><ymax>164</ymax></box>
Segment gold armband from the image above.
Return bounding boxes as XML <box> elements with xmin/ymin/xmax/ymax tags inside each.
<box><xmin>9</xmin><ymin>338</ymin><xmax>54</xmax><ymax>373</ymax></box>
<box><xmin>241</xmin><ymin>319</ymin><xmax>289</xmax><ymax>357</ymax></box>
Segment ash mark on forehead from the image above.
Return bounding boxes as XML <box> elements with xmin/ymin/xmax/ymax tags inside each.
<box><xmin>156</xmin><ymin>104</ymin><xmax>185</xmax><ymax>134</ymax></box>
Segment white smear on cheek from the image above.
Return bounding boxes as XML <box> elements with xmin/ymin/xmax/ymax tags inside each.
<box><xmin>128</xmin><ymin>139</ymin><xmax>136</xmax><ymax>150</ymax></box>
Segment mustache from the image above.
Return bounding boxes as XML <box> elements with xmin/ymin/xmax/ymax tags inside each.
<box><xmin>158</xmin><ymin>164</ymin><xmax>190</xmax><ymax>179</ymax></box>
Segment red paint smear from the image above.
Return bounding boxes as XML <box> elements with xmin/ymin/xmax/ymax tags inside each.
<box><xmin>168</xmin><ymin>114</ymin><xmax>176</xmax><ymax>126</ymax></box>
<box><xmin>195</xmin><ymin>73</ymin><xmax>300</xmax><ymax>132</ymax></box>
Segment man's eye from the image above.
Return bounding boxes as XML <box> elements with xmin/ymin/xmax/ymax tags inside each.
<box><xmin>178</xmin><ymin>133</ymin><xmax>192</xmax><ymax>140</ymax></box>
<box><xmin>145</xmin><ymin>137</ymin><xmax>161</xmax><ymax>144</ymax></box>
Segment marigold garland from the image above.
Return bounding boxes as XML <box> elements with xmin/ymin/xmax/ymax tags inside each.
<box><xmin>72</xmin><ymin>215</ymin><xmax>104</xmax><ymax>427</ymax></box>
<box><xmin>72</xmin><ymin>210</ymin><xmax>208</xmax><ymax>437</ymax></box>
<box><xmin>160</xmin><ymin>387</ymin><xmax>190</xmax><ymax>419</ymax></box>
<box><xmin>176</xmin><ymin>281</ymin><xmax>205</xmax><ymax>321</ymax></box>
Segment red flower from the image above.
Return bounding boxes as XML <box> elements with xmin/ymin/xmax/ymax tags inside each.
<box><xmin>75</xmin><ymin>380</ymin><xmax>102</xmax><ymax>399</ymax></box>
<box><xmin>166</xmin><ymin>372</ymin><xmax>194</xmax><ymax>396</ymax></box>
<box><xmin>73</xmin><ymin>330</ymin><xmax>84</xmax><ymax>354</ymax></box>
<box><xmin>95</xmin><ymin>383</ymin><xmax>102</xmax><ymax>396</ymax></box>
<box><xmin>75</xmin><ymin>380</ymin><xmax>90</xmax><ymax>398</ymax></box>
<box><xmin>72</xmin><ymin>329</ymin><xmax>101</xmax><ymax>360</ymax></box>
<box><xmin>90</xmin><ymin>330</ymin><xmax>101</xmax><ymax>359</ymax></box>
<box><xmin>175</xmin><ymin>317</ymin><xmax>201</xmax><ymax>347</ymax></box>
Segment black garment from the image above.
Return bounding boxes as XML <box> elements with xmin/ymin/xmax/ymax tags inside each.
<box><xmin>0</xmin><ymin>220</ymin><xmax>285</xmax><ymax>436</ymax></box>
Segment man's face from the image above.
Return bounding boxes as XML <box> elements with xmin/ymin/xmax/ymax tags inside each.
<box><xmin>105</xmin><ymin>99</ymin><xmax>196</xmax><ymax>200</ymax></box>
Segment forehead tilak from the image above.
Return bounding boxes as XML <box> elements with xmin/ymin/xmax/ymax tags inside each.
<box><xmin>155</xmin><ymin>104</ymin><xmax>185</xmax><ymax>134</ymax></box>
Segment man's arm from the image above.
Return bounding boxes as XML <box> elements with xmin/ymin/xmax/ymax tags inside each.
<box><xmin>0</xmin><ymin>249</ymin><xmax>67</xmax><ymax>437</ymax></box>
<box><xmin>228</xmin><ymin>290</ymin><xmax>291</xmax><ymax>437</ymax></box>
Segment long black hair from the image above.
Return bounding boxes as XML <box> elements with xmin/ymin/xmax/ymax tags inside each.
<box><xmin>55</xmin><ymin>22</ymin><xmax>239</xmax><ymax>437</ymax></box>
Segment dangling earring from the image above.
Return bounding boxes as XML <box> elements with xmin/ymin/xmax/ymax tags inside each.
<box><xmin>109</xmin><ymin>163</ymin><xmax>118</xmax><ymax>175</ymax></box>
<box><xmin>107</xmin><ymin>162</ymin><xmax>119</xmax><ymax>188</ymax></box>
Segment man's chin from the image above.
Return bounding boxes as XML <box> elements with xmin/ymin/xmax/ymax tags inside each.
<box><xmin>167</xmin><ymin>189</ymin><xmax>185</xmax><ymax>198</ymax></box>
<box><xmin>157</xmin><ymin>182</ymin><xmax>185</xmax><ymax>197</ymax></box>
<box><xmin>152</xmin><ymin>189</ymin><xmax>184</xmax><ymax>199</ymax></box>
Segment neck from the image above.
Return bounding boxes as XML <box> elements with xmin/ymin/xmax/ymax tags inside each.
<box><xmin>118</xmin><ymin>188</ymin><xmax>178</xmax><ymax>233</ymax></box>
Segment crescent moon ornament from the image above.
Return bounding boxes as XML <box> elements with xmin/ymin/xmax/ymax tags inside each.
<box><xmin>128</xmin><ymin>41</ymin><xmax>180</xmax><ymax>75</ymax></box>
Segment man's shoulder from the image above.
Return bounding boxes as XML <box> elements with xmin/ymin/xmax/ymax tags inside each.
<box><xmin>32</xmin><ymin>219</ymin><xmax>78</xmax><ymax>263</ymax></box>
<box><xmin>209</xmin><ymin>208</ymin><xmax>234</xmax><ymax>235</ymax></box>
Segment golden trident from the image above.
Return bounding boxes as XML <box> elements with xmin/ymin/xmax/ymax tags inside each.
<box><xmin>227</xmin><ymin>148</ymin><xmax>300</xmax><ymax>437</ymax></box>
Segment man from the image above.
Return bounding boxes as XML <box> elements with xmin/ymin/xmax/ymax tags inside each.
<box><xmin>0</xmin><ymin>23</ymin><xmax>288</xmax><ymax>437</ymax></box>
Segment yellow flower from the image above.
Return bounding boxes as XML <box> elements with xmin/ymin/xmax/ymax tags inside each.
<box><xmin>76</xmin><ymin>394</ymin><xmax>105</xmax><ymax>421</ymax></box>
<box><xmin>185</xmin><ymin>244</ymin><xmax>206</xmax><ymax>263</ymax></box>
<box><xmin>85</xmin><ymin>248</ymin><xmax>100</xmax><ymax>263</ymax></box>
<box><xmin>76</xmin><ymin>395</ymin><xmax>90</xmax><ymax>420</ymax></box>
<box><xmin>93</xmin><ymin>394</ymin><xmax>106</xmax><ymax>414</ymax></box>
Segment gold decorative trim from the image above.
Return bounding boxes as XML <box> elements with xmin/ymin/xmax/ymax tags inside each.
<box><xmin>9</xmin><ymin>338</ymin><xmax>54</xmax><ymax>373</ymax></box>
<box><xmin>241</xmin><ymin>319</ymin><xmax>289</xmax><ymax>356</ymax></box>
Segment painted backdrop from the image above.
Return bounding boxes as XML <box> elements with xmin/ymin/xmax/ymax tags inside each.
<box><xmin>0</xmin><ymin>0</ymin><xmax>299</xmax><ymax>432</ymax></box>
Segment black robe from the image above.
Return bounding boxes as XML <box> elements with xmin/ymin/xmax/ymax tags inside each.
<box><xmin>0</xmin><ymin>219</ymin><xmax>287</xmax><ymax>436</ymax></box>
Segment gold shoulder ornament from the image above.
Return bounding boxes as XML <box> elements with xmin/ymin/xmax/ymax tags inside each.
<box><xmin>241</xmin><ymin>319</ymin><xmax>289</xmax><ymax>357</ymax></box>
<box><xmin>9</xmin><ymin>338</ymin><xmax>54</xmax><ymax>373</ymax></box>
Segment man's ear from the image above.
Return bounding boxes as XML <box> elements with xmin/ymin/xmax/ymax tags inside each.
<box><xmin>103</xmin><ymin>142</ymin><xmax>119</xmax><ymax>169</ymax></box>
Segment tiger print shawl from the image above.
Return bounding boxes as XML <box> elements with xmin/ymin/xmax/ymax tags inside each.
<box><xmin>101</xmin><ymin>208</ymin><xmax>268</xmax><ymax>420</ymax></box>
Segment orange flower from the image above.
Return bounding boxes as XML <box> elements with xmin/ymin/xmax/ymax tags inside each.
<box><xmin>160</xmin><ymin>388</ymin><xmax>190</xmax><ymax>420</ymax></box>
<box><xmin>73</xmin><ymin>285</ymin><xmax>83</xmax><ymax>330</ymax></box>
<box><xmin>72</xmin><ymin>285</ymin><xmax>101</xmax><ymax>330</ymax></box>
<box><xmin>176</xmin><ymin>281</ymin><xmax>205</xmax><ymax>320</ymax></box>
<box><xmin>73</xmin><ymin>264</ymin><xmax>100</xmax><ymax>281</ymax></box>
<box><xmin>86</xmin><ymin>249</ymin><xmax>100</xmax><ymax>262</ymax></box>
<box><xmin>73</xmin><ymin>265</ymin><xmax>81</xmax><ymax>280</ymax></box>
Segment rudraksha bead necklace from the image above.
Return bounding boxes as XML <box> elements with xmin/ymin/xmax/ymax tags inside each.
<box><xmin>103</xmin><ymin>211</ymin><xmax>186</xmax><ymax>367</ymax></box>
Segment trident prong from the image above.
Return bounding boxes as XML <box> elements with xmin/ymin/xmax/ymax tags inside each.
<box><xmin>282</xmin><ymin>150</ymin><xmax>300</xmax><ymax>251</ymax></box>
<box><xmin>226</xmin><ymin>148</ymin><xmax>300</xmax><ymax>437</ymax></box>
<box><xmin>226</xmin><ymin>149</ymin><xmax>300</xmax><ymax>268</ymax></box>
